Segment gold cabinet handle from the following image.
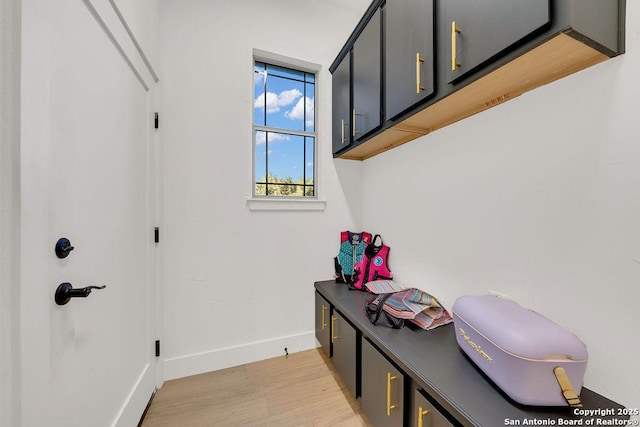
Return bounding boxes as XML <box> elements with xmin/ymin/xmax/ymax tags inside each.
<box><xmin>418</xmin><ymin>406</ymin><xmax>429</xmax><ymax>427</ymax></box>
<box><xmin>416</xmin><ymin>53</ymin><xmax>425</xmax><ymax>94</ymax></box>
<box><xmin>321</xmin><ymin>304</ymin><xmax>328</xmax><ymax>330</ymax></box>
<box><xmin>451</xmin><ymin>21</ymin><xmax>461</xmax><ymax>71</ymax></box>
<box><xmin>352</xmin><ymin>109</ymin><xmax>361</xmax><ymax>137</ymax></box>
<box><xmin>352</xmin><ymin>109</ymin><xmax>356</xmax><ymax>137</ymax></box>
<box><xmin>331</xmin><ymin>316</ymin><xmax>338</xmax><ymax>343</ymax></box>
<box><xmin>386</xmin><ymin>373</ymin><xmax>398</xmax><ymax>416</ymax></box>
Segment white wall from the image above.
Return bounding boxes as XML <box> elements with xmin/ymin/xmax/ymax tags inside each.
<box><xmin>0</xmin><ymin>0</ymin><xmax>21</xmax><ymax>425</ymax></box>
<box><xmin>160</xmin><ymin>0</ymin><xmax>368</xmax><ymax>379</ymax></box>
<box><xmin>361</xmin><ymin>2</ymin><xmax>639</xmax><ymax>411</ymax></box>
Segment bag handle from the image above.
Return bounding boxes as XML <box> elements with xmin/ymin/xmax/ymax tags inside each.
<box><xmin>365</xmin><ymin>293</ymin><xmax>404</xmax><ymax>329</ymax></box>
<box><xmin>366</xmin><ymin>293</ymin><xmax>392</xmax><ymax>324</ymax></box>
<box><xmin>553</xmin><ymin>367</ymin><xmax>583</xmax><ymax>407</ymax></box>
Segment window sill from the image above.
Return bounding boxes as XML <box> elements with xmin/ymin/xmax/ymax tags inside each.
<box><xmin>247</xmin><ymin>198</ymin><xmax>327</xmax><ymax>212</ymax></box>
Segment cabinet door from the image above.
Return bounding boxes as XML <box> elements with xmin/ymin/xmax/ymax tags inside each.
<box><xmin>331</xmin><ymin>310</ymin><xmax>357</xmax><ymax>398</ymax></box>
<box><xmin>361</xmin><ymin>338</ymin><xmax>403</xmax><ymax>427</ymax></box>
<box><xmin>315</xmin><ymin>292</ymin><xmax>331</xmax><ymax>357</ymax></box>
<box><xmin>410</xmin><ymin>388</ymin><xmax>455</xmax><ymax>427</ymax></box>
<box><xmin>385</xmin><ymin>0</ymin><xmax>435</xmax><ymax>121</ymax></box>
<box><xmin>446</xmin><ymin>0</ymin><xmax>550</xmax><ymax>83</ymax></box>
<box><xmin>352</xmin><ymin>8</ymin><xmax>381</xmax><ymax>140</ymax></box>
<box><xmin>332</xmin><ymin>53</ymin><xmax>351</xmax><ymax>154</ymax></box>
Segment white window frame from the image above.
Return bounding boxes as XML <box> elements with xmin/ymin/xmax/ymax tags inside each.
<box><xmin>249</xmin><ymin>49</ymin><xmax>325</xmax><ymax>211</ymax></box>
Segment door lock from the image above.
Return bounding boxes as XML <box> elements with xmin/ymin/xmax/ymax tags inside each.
<box><xmin>55</xmin><ymin>238</ymin><xmax>75</xmax><ymax>259</ymax></box>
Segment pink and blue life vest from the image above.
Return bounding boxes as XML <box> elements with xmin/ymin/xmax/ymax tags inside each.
<box><xmin>351</xmin><ymin>234</ymin><xmax>392</xmax><ymax>290</ymax></box>
<box><xmin>334</xmin><ymin>231</ymin><xmax>372</xmax><ymax>283</ymax></box>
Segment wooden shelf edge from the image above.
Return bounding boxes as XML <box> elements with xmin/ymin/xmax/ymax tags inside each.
<box><xmin>338</xmin><ymin>128</ymin><xmax>425</xmax><ymax>161</ymax></box>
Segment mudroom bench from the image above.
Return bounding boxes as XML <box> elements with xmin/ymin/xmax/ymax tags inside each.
<box><xmin>314</xmin><ymin>280</ymin><xmax>628</xmax><ymax>427</ymax></box>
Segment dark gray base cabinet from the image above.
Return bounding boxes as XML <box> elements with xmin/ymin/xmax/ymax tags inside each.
<box><xmin>409</xmin><ymin>386</ymin><xmax>455</xmax><ymax>427</ymax></box>
<box><xmin>332</xmin><ymin>310</ymin><xmax>357</xmax><ymax>399</ymax></box>
<box><xmin>315</xmin><ymin>280</ymin><xmax>628</xmax><ymax>427</ymax></box>
<box><xmin>315</xmin><ymin>291</ymin><xmax>358</xmax><ymax>398</ymax></box>
<box><xmin>314</xmin><ymin>292</ymin><xmax>331</xmax><ymax>357</ymax></box>
<box><xmin>361</xmin><ymin>338</ymin><xmax>404</xmax><ymax>427</ymax></box>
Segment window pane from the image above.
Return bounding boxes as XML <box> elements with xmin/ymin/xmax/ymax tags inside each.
<box><xmin>254</xmin><ymin>131</ymin><xmax>313</xmax><ymax>197</ymax></box>
<box><xmin>305</xmin><ymin>83</ymin><xmax>315</xmax><ymax>132</ymax></box>
<box><xmin>305</xmin><ymin>72</ymin><xmax>315</xmax><ymax>84</ymax></box>
<box><xmin>265</xmin><ymin>74</ymin><xmax>305</xmax><ymax>132</ymax></box>
<box><xmin>305</xmin><ymin>137</ymin><xmax>314</xmax><ymax>183</ymax></box>
<box><xmin>268</xmin><ymin>64</ymin><xmax>304</xmax><ymax>81</ymax></box>
<box><xmin>268</xmin><ymin>133</ymin><xmax>304</xmax><ymax>182</ymax></box>
<box><xmin>305</xmin><ymin>137</ymin><xmax>315</xmax><ymax>196</ymax></box>
<box><xmin>267</xmin><ymin>183</ymin><xmax>305</xmax><ymax>197</ymax></box>
<box><xmin>254</xmin><ymin>131</ymin><xmax>267</xmax><ymax>195</ymax></box>
<box><xmin>254</xmin><ymin>63</ymin><xmax>266</xmax><ymax>126</ymax></box>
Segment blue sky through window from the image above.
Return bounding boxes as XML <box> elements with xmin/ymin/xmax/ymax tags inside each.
<box><xmin>254</xmin><ymin>62</ymin><xmax>315</xmax><ymax>189</ymax></box>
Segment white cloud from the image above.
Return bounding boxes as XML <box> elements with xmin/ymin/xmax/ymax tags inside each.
<box><xmin>254</xmin><ymin>89</ymin><xmax>302</xmax><ymax>114</ymax></box>
<box><xmin>255</xmin><ymin>132</ymin><xmax>290</xmax><ymax>145</ymax></box>
<box><xmin>285</xmin><ymin>96</ymin><xmax>314</xmax><ymax>126</ymax></box>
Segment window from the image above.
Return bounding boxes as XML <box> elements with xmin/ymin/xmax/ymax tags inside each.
<box><xmin>253</xmin><ymin>60</ymin><xmax>316</xmax><ymax>197</ymax></box>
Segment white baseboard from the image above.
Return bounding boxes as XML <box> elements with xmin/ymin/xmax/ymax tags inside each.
<box><xmin>113</xmin><ymin>362</ymin><xmax>157</xmax><ymax>427</ymax></box>
<box><xmin>164</xmin><ymin>330</ymin><xmax>317</xmax><ymax>381</ymax></box>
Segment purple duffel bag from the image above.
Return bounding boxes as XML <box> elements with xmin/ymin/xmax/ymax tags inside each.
<box><xmin>452</xmin><ymin>295</ymin><xmax>587</xmax><ymax>407</ymax></box>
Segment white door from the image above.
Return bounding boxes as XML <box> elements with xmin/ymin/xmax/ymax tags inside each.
<box><xmin>20</xmin><ymin>1</ymin><xmax>158</xmax><ymax>426</ymax></box>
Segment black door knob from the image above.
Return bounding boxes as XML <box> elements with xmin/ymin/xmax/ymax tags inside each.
<box><xmin>55</xmin><ymin>282</ymin><xmax>106</xmax><ymax>305</ymax></box>
<box><xmin>55</xmin><ymin>238</ymin><xmax>75</xmax><ymax>259</ymax></box>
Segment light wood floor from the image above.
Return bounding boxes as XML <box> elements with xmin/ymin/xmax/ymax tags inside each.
<box><xmin>141</xmin><ymin>348</ymin><xmax>371</xmax><ymax>426</ymax></box>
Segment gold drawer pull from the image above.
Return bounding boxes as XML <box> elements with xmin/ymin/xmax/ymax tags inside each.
<box><xmin>386</xmin><ymin>373</ymin><xmax>398</xmax><ymax>416</ymax></box>
<box><xmin>321</xmin><ymin>304</ymin><xmax>328</xmax><ymax>330</ymax></box>
<box><xmin>331</xmin><ymin>316</ymin><xmax>338</xmax><ymax>343</ymax></box>
<box><xmin>451</xmin><ymin>21</ymin><xmax>461</xmax><ymax>71</ymax></box>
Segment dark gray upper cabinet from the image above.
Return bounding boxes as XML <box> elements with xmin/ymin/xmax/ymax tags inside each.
<box><xmin>385</xmin><ymin>0</ymin><xmax>435</xmax><ymax>121</ymax></box>
<box><xmin>352</xmin><ymin>9</ymin><xmax>382</xmax><ymax>140</ymax></box>
<box><xmin>331</xmin><ymin>0</ymin><xmax>623</xmax><ymax>159</ymax></box>
<box><xmin>331</xmin><ymin>53</ymin><xmax>351</xmax><ymax>154</ymax></box>
<box><xmin>446</xmin><ymin>0</ymin><xmax>550</xmax><ymax>84</ymax></box>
